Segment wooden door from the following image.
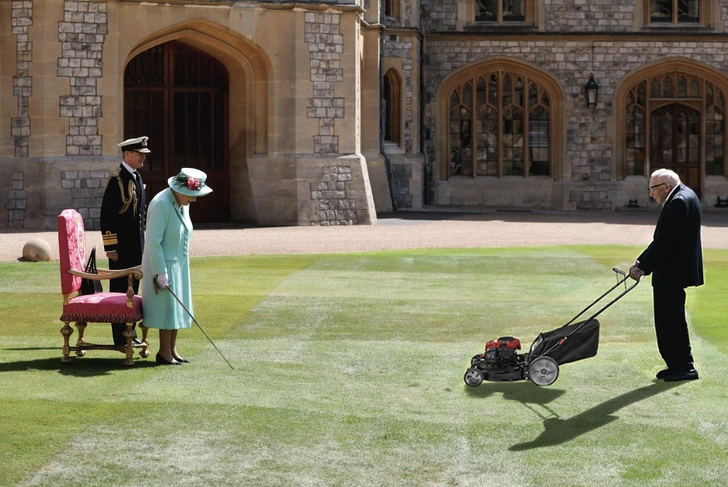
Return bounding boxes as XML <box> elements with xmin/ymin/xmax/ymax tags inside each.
<box><xmin>650</xmin><ymin>103</ymin><xmax>701</xmax><ymax>197</ymax></box>
<box><xmin>124</xmin><ymin>41</ymin><xmax>230</xmax><ymax>222</ymax></box>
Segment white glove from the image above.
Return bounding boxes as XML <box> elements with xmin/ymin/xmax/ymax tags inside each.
<box><xmin>156</xmin><ymin>272</ymin><xmax>168</xmax><ymax>289</ymax></box>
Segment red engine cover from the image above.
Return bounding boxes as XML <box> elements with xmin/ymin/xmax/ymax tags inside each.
<box><xmin>485</xmin><ymin>336</ymin><xmax>521</xmax><ymax>351</ymax></box>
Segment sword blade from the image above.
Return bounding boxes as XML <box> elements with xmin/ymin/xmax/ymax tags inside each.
<box><xmin>162</xmin><ymin>282</ymin><xmax>235</xmax><ymax>370</ymax></box>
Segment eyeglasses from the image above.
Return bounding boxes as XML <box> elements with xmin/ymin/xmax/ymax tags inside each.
<box><xmin>649</xmin><ymin>182</ymin><xmax>667</xmax><ymax>191</ymax></box>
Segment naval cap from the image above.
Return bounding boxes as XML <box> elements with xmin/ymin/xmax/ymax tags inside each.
<box><xmin>118</xmin><ymin>136</ymin><xmax>151</xmax><ymax>153</ymax></box>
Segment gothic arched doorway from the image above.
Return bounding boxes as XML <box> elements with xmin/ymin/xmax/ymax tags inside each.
<box><xmin>123</xmin><ymin>40</ymin><xmax>229</xmax><ymax>222</ymax></box>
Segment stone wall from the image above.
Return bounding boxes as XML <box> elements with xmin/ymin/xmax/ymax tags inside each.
<box><xmin>382</xmin><ymin>145</ymin><xmax>424</xmax><ymax>210</ymax></box>
<box><xmin>58</xmin><ymin>0</ymin><xmax>107</xmax><ymax>156</ymax></box>
<box><xmin>569</xmin><ymin>187</ymin><xmax>610</xmax><ymax>210</ymax></box>
<box><xmin>305</xmin><ymin>12</ymin><xmax>345</xmax><ymax>154</ymax></box>
<box><xmin>61</xmin><ymin>169</ymin><xmax>107</xmax><ymax>229</ymax></box>
<box><xmin>11</xmin><ymin>0</ymin><xmax>32</xmax><ymax>158</ymax></box>
<box><xmin>5</xmin><ymin>172</ymin><xmax>26</xmax><ymax>228</ymax></box>
<box><xmin>420</xmin><ymin>0</ymin><xmax>727</xmax><ymax>32</ymax></box>
<box><xmin>310</xmin><ymin>166</ymin><xmax>359</xmax><ymax>224</ymax></box>
<box><xmin>0</xmin><ymin>157</ymin><xmax>117</xmax><ymax>230</ymax></box>
<box><xmin>542</xmin><ymin>0</ymin><xmax>635</xmax><ymax>32</ymax></box>
<box><xmin>298</xmin><ymin>154</ymin><xmax>377</xmax><ymax>225</ymax></box>
<box><xmin>390</xmin><ymin>162</ymin><xmax>413</xmax><ymax>208</ymax></box>
<box><xmin>421</xmin><ymin>0</ymin><xmax>457</xmax><ymax>31</ymax></box>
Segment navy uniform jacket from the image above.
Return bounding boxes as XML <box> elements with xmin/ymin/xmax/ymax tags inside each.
<box><xmin>100</xmin><ymin>165</ymin><xmax>146</xmax><ymax>272</ymax></box>
<box><xmin>637</xmin><ymin>183</ymin><xmax>704</xmax><ymax>290</ymax></box>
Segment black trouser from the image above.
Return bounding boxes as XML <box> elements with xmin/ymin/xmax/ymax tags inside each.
<box><xmin>110</xmin><ymin>256</ymin><xmax>140</xmax><ymax>345</ymax></box>
<box><xmin>653</xmin><ymin>287</ymin><xmax>694</xmax><ymax>371</ymax></box>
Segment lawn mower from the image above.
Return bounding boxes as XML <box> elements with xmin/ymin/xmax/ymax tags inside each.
<box><xmin>464</xmin><ymin>268</ymin><xmax>638</xmax><ymax>388</ymax></box>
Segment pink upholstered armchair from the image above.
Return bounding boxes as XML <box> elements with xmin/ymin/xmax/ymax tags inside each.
<box><xmin>57</xmin><ymin>209</ymin><xmax>149</xmax><ymax>365</ymax></box>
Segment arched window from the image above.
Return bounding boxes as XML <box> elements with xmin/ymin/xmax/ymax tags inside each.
<box><xmin>384</xmin><ymin>69</ymin><xmax>402</xmax><ymax>146</ymax></box>
<box><xmin>623</xmin><ymin>69</ymin><xmax>726</xmax><ymax>195</ymax></box>
<box><xmin>447</xmin><ymin>71</ymin><xmax>551</xmax><ymax>178</ymax></box>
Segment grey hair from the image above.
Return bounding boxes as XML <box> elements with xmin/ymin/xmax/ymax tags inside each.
<box><xmin>651</xmin><ymin>168</ymin><xmax>680</xmax><ymax>186</ymax></box>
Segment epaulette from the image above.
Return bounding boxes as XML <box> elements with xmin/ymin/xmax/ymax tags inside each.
<box><xmin>104</xmin><ymin>168</ymin><xmax>122</xmax><ymax>191</ymax></box>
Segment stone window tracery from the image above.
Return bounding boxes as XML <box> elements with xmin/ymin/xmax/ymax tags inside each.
<box><xmin>448</xmin><ymin>71</ymin><xmax>550</xmax><ymax>178</ymax></box>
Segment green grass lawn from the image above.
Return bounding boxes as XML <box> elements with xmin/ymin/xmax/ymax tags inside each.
<box><xmin>1</xmin><ymin>245</ymin><xmax>727</xmax><ymax>487</ymax></box>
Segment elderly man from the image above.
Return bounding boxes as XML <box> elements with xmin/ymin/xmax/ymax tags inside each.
<box><xmin>629</xmin><ymin>168</ymin><xmax>703</xmax><ymax>382</ymax></box>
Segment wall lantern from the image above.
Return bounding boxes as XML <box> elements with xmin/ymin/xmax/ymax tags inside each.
<box><xmin>585</xmin><ymin>71</ymin><xmax>599</xmax><ymax>109</ymax></box>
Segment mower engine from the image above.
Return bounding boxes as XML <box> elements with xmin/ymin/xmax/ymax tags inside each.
<box><xmin>464</xmin><ymin>336</ymin><xmax>527</xmax><ymax>386</ymax></box>
<box><xmin>484</xmin><ymin>336</ymin><xmax>521</xmax><ymax>368</ymax></box>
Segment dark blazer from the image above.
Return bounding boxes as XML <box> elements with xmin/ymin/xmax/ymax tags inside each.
<box><xmin>100</xmin><ymin>165</ymin><xmax>146</xmax><ymax>270</ymax></box>
<box><xmin>637</xmin><ymin>183</ymin><xmax>704</xmax><ymax>290</ymax></box>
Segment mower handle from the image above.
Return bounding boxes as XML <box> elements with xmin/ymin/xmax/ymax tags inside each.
<box><xmin>612</xmin><ymin>267</ymin><xmax>627</xmax><ymax>279</ymax></box>
<box><xmin>562</xmin><ymin>267</ymin><xmax>639</xmax><ymax>328</ymax></box>
<box><xmin>528</xmin><ymin>267</ymin><xmax>639</xmax><ymax>359</ymax></box>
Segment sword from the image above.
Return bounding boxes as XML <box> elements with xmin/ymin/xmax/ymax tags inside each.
<box><xmin>154</xmin><ymin>277</ymin><xmax>234</xmax><ymax>370</ymax></box>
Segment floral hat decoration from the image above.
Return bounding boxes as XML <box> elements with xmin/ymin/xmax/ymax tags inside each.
<box><xmin>168</xmin><ymin>168</ymin><xmax>213</xmax><ymax>197</ymax></box>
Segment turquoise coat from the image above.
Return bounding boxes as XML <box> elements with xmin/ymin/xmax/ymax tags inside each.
<box><xmin>141</xmin><ymin>188</ymin><xmax>194</xmax><ymax>330</ymax></box>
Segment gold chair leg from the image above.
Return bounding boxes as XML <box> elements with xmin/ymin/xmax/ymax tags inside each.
<box><xmin>138</xmin><ymin>321</ymin><xmax>150</xmax><ymax>358</ymax></box>
<box><xmin>75</xmin><ymin>322</ymin><xmax>88</xmax><ymax>356</ymax></box>
<box><xmin>60</xmin><ymin>322</ymin><xmax>73</xmax><ymax>363</ymax></box>
<box><xmin>122</xmin><ymin>323</ymin><xmax>135</xmax><ymax>366</ymax></box>
<box><xmin>139</xmin><ymin>321</ymin><xmax>149</xmax><ymax>344</ymax></box>
<box><xmin>76</xmin><ymin>321</ymin><xmax>87</xmax><ymax>343</ymax></box>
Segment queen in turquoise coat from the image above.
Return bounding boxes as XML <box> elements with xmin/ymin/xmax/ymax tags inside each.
<box><xmin>142</xmin><ymin>168</ymin><xmax>213</xmax><ymax>365</ymax></box>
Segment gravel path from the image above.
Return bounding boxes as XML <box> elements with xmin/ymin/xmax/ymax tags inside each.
<box><xmin>3</xmin><ymin>210</ymin><xmax>727</xmax><ymax>263</ymax></box>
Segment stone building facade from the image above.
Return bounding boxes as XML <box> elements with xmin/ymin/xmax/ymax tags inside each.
<box><xmin>2</xmin><ymin>0</ymin><xmax>728</xmax><ymax>230</ymax></box>
<box><xmin>420</xmin><ymin>0</ymin><xmax>728</xmax><ymax>211</ymax></box>
<box><xmin>1</xmin><ymin>0</ymin><xmax>381</xmax><ymax>229</ymax></box>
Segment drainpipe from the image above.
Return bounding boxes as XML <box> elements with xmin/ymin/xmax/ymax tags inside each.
<box><xmin>418</xmin><ymin>5</ymin><xmax>429</xmax><ymax>206</ymax></box>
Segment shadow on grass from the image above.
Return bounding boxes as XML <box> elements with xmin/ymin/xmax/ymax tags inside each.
<box><xmin>3</xmin><ymin>347</ymin><xmax>60</xmax><ymax>351</ymax></box>
<box><xmin>465</xmin><ymin>381</ymin><xmax>567</xmax><ymax>421</ymax></box>
<box><xmin>509</xmin><ymin>381</ymin><xmax>683</xmax><ymax>450</ymax></box>
<box><xmin>0</xmin><ymin>356</ymin><xmax>157</xmax><ymax>376</ymax></box>
<box><xmin>465</xmin><ymin>380</ymin><xmax>566</xmax><ymax>406</ymax></box>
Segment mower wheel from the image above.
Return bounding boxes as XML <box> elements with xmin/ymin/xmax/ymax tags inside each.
<box><xmin>464</xmin><ymin>368</ymin><xmax>484</xmax><ymax>387</ymax></box>
<box><xmin>528</xmin><ymin>356</ymin><xmax>559</xmax><ymax>387</ymax></box>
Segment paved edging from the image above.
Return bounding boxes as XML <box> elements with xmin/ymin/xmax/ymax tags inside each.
<box><xmin>3</xmin><ymin>212</ymin><xmax>727</xmax><ymax>263</ymax></box>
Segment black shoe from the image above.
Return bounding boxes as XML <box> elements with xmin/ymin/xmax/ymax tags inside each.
<box><xmin>156</xmin><ymin>353</ymin><xmax>181</xmax><ymax>365</ymax></box>
<box><xmin>663</xmin><ymin>369</ymin><xmax>699</xmax><ymax>382</ymax></box>
<box><xmin>656</xmin><ymin>369</ymin><xmax>672</xmax><ymax>379</ymax></box>
<box><xmin>173</xmin><ymin>356</ymin><xmax>191</xmax><ymax>363</ymax></box>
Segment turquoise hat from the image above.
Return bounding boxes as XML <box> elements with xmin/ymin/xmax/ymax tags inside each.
<box><xmin>168</xmin><ymin>168</ymin><xmax>213</xmax><ymax>197</ymax></box>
